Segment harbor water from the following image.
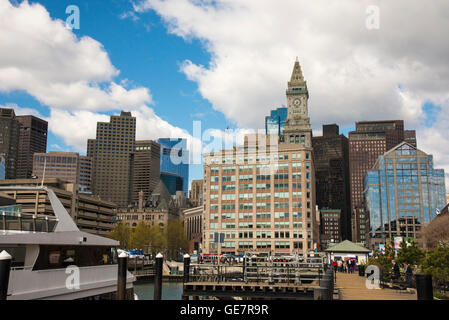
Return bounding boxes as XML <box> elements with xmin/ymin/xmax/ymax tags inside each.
<box><xmin>133</xmin><ymin>281</ymin><xmax>184</xmax><ymax>300</ymax></box>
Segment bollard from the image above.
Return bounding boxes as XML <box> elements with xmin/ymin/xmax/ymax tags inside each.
<box><xmin>243</xmin><ymin>256</ymin><xmax>247</xmax><ymax>283</ymax></box>
<box><xmin>0</xmin><ymin>250</ymin><xmax>12</xmax><ymax>300</ymax></box>
<box><xmin>314</xmin><ymin>287</ymin><xmax>328</xmax><ymax>300</ymax></box>
<box><xmin>117</xmin><ymin>251</ymin><xmax>128</xmax><ymax>300</ymax></box>
<box><xmin>154</xmin><ymin>253</ymin><xmax>163</xmax><ymax>300</ymax></box>
<box><xmin>183</xmin><ymin>254</ymin><xmax>190</xmax><ymax>284</ymax></box>
<box><xmin>415</xmin><ymin>274</ymin><xmax>433</xmax><ymax>300</ymax></box>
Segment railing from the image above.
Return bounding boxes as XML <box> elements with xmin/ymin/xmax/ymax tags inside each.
<box><xmin>187</xmin><ymin>261</ymin><xmax>328</xmax><ymax>285</ymax></box>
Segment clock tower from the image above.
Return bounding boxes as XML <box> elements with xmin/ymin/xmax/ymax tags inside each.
<box><xmin>283</xmin><ymin>57</ymin><xmax>312</xmax><ymax>147</ymax></box>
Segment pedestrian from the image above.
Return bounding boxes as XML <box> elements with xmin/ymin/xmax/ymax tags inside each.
<box><xmin>404</xmin><ymin>263</ymin><xmax>413</xmax><ymax>286</ymax></box>
<box><xmin>332</xmin><ymin>259</ymin><xmax>337</xmax><ymax>272</ymax></box>
<box><xmin>392</xmin><ymin>260</ymin><xmax>400</xmax><ymax>280</ymax></box>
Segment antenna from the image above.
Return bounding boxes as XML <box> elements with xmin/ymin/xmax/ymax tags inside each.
<box><xmin>41</xmin><ymin>157</ymin><xmax>46</xmax><ymax>188</ymax></box>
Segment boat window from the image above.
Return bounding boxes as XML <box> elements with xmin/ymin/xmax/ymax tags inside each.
<box><xmin>33</xmin><ymin>245</ymin><xmax>117</xmax><ymax>270</ymax></box>
<box><xmin>0</xmin><ymin>246</ymin><xmax>26</xmax><ymax>268</ymax></box>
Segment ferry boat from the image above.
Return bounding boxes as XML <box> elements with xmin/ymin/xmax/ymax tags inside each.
<box><xmin>0</xmin><ymin>186</ymin><xmax>135</xmax><ymax>300</ymax></box>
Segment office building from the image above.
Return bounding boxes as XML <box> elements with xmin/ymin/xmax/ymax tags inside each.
<box><xmin>16</xmin><ymin>115</ymin><xmax>48</xmax><ymax>179</ymax></box>
<box><xmin>157</xmin><ymin>138</ymin><xmax>189</xmax><ymax>195</ymax></box>
<box><xmin>0</xmin><ymin>178</ymin><xmax>117</xmax><ymax>235</ymax></box>
<box><xmin>79</xmin><ymin>155</ymin><xmax>92</xmax><ymax>193</ymax></box>
<box><xmin>33</xmin><ymin>152</ymin><xmax>80</xmax><ymax>185</ymax></box>
<box><xmin>364</xmin><ymin>142</ymin><xmax>446</xmax><ymax>249</ymax></box>
<box><xmin>160</xmin><ymin>171</ymin><xmax>184</xmax><ymax>195</ymax></box>
<box><xmin>88</xmin><ymin>111</ymin><xmax>136</xmax><ymax>207</ymax></box>
<box><xmin>312</xmin><ymin>124</ymin><xmax>351</xmax><ymax>240</ymax></box>
<box><xmin>202</xmin><ymin>59</ymin><xmax>318</xmax><ymax>255</ymax></box>
<box><xmin>131</xmin><ymin>140</ymin><xmax>161</xmax><ymax>205</ymax></box>
<box><xmin>0</xmin><ymin>108</ymin><xmax>20</xmax><ymax>179</ymax></box>
<box><xmin>348</xmin><ymin>120</ymin><xmax>415</xmax><ymax>242</ymax></box>
<box><xmin>189</xmin><ymin>179</ymin><xmax>204</xmax><ymax>207</ymax></box>
<box><xmin>183</xmin><ymin>206</ymin><xmax>203</xmax><ymax>253</ymax></box>
<box><xmin>265</xmin><ymin>107</ymin><xmax>288</xmax><ymax>136</ymax></box>
<box><xmin>319</xmin><ymin>209</ymin><xmax>342</xmax><ymax>250</ymax></box>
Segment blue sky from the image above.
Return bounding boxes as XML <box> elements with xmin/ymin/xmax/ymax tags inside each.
<box><xmin>1</xmin><ymin>0</ymin><xmax>448</xmax><ymax>188</ymax></box>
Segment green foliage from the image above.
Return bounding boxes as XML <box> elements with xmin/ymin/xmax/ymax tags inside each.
<box><xmin>107</xmin><ymin>223</ymin><xmax>131</xmax><ymax>249</ymax></box>
<box><xmin>129</xmin><ymin>222</ymin><xmax>151</xmax><ymax>250</ymax></box>
<box><xmin>148</xmin><ymin>225</ymin><xmax>166</xmax><ymax>255</ymax></box>
<box><xmin>421</xmin><ymin>244</ymin><xmax>449</xmax><ymax>282</ymax></box>
<box><xmin>165</xmin><ymin>220</ymin><xmax>189</xmax><ymax>260</ymax></box>
<box><xmin>396</xmin><ymin>239</ymin><xmax>424</xmax><ymax>268</ymax></box>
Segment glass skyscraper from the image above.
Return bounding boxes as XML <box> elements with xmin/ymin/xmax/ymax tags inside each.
<box><xmin>364</xmin><ymin>142</ymin><xmax>446</xmax><ymax>248</ymax></box>
<box><xmin>157</xmin><ymin>138</ymin><xmax>189</xmax><ymax>195</ymax></box>
<box><xmin>265</xmin><ymin>107</ymin><xmax>288</xmax><ymax>135</ymax></box>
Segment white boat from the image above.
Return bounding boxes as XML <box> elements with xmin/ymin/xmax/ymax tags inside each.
<box><xmin>0</xmin><ymin>186</ymin><xmax>135</xmax><ymax>300</ymax></box>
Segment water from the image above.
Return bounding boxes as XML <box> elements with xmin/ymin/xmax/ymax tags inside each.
<box><xmin>133</xmin><ymin>281</ymin><xmax>184</xmax><ymax>300</ymax></box>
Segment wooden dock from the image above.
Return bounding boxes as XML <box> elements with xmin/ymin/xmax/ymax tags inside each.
<box><xmin>183</xmin><ymin>281</ymin><xmax>317</xmax><ymax>299</ymax></box>
<box><xmin>336</xmin><ymin>273</ymin><xmax>417</xmax><ymax>300</ymax></box>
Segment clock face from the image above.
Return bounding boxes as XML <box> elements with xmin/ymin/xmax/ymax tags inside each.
<box><xmin>294</xmin><ymin>99</ymin><xmax>301</xmax><ymax>106</ymax></box>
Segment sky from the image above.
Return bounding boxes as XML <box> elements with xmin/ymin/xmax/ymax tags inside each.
<box><xmin>0</xmin><ymin>0</ymin><xmax>449</xmax><ymax>189</ymax></box>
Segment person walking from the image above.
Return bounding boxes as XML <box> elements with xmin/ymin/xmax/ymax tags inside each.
<box><xmin>404</xmin><ymin>263</ymin><xmax>413</xmax><ymax>287</ymax></box>
<box><xmin>392</xmin><ymin>260</ymin><xmax>400</xmax><ymax>280</ymax></box>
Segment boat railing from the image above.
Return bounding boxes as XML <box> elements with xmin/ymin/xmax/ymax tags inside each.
<box><xmin>1</xmin><ymin>210</ymin><xmax>58</xmax><ymax>232</ymax></box>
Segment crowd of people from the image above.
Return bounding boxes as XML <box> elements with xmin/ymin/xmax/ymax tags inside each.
<box><xmin>331</xmin><ymin>258</ymin><xmax>357</xmax><ymax>273</ymax></box>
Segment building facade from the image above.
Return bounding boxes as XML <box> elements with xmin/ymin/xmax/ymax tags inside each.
<box><xmin>79</xmin><ymin>155</ymin><xmax>92</xmax><ymax>193</ymax></box>
<box><xmin>183</xmin><ymin>206</ymin><xmax>203</xmax><ymax>253</ymax></box>
<box><xmin>16</xmin><ymin>115</ymin><xmax>48</xmax><ymax>179</ymax></box>
<box><xmin>348</xmin><ymin>120</ymin><xmax>416</xmax><ymax>243</ymax></box>
<box><xmin>189</xmin><ymin>179</ymin><xmax>204</xmax><ymax>207</ymax></box>
<box><xmin>131</xmin><ymin>140</ymin><xmax>161</xmax><ymax>206</ymax></box>
<box><xmin>0</xmin><ymin>108</ymin><xmax>20</xmax><ymax>179</ymax></box>
<box><xmin>88</xmin><ymin>111</ymin><xmax>136</xmax><ymax>207</ymax></box>
<box><xmin>157</xmin><ymin>138</ymin><xmax>189</xmax><ymax>196</ymax></box>
<box><xmin>319</xmin><ymin>209</ymin><xmax>342</xmax><ymax>250</ymax></box>
<box><xmin>33</xmin><ymin>152</ymin><xmax>81</xmax><ymax>185</ymax></box>
<box><xmin>202</xmin><ymin>59</ymin><xmax>318</xmax><ymax>256</ymax></box>
<box><xmin>265</xmin><ymin>107</ymin><xmax>288</xmax><ymax>136</ymax></box>
<box><xmin>0</xmin><ymin>178</ymin><xmax>117</xmax><ymax>235</ymax></box>
<box><xmin>364</xmin><ymin>142</ymin><xmax>446</xmax><ymax>249</ymax></box>
<box><xmin>312</xmin><ymin>124</ymin><xmax>351</xmax><ymax>240</ymax></box>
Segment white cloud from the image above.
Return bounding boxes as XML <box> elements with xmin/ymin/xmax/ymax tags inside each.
<box><xmin>134</xmin><ymin>0</ymin><xmax>449</xmax><ymax>186</ymax></box>
<box><xmin>0</xmin><ymin>0</ymin><xmax>198</xmax><ymax>155</ymax></box>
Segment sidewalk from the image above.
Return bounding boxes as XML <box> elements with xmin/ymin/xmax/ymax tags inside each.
<box><xmin>336</xmin><ymin>273</ymin><xmax>416</xmax><ymax>300</ymax></box>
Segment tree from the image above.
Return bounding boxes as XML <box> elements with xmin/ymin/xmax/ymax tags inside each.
<box><xmin>129</xmin><ymin>222</ymin><xmax>152</xmax><ymax>250</ymax></box>
<box><xmin>421</xmin><ymin>244</ymin><xmax>449</xmax><ymax>282</ymax></box>
<box><xmin>148</xmin><ymin>225</ymin><xmax>166</xmax><ymax>255</ymax></box>
<box><xmin>165</xmin><ymin>220</ymin><xmax>188</xmax><ymax>260</ymax></box>
<box><xmin>422</xmin><ymin>213</ymin><xmax>449</xmax><ymax>249</ymax></box>
<box><xmin>397</xmin><ymin>239</ymin><xmax>424</xmax><ymax>268</ymax></box>
<box><xmin>108</xmin><ymin>223</ymin><xmax>131</xmax><ymax>249</ymax></box>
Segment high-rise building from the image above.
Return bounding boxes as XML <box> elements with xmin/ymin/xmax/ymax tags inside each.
<box><xmin>160</xmin><ymin>171</ymin><xmax>184</xmax><ymax>195</ymax></box>
<box><xmin>364</xmin><ymin>142</ymin><xmax>446</xmax><ymax>249</ymax></box>
<box><xmin>131</xmin><ymin>140</ymin><xmax>161</xmax><ymax>206</ymax></box>
<box><xmin>157</xmin><ymin>138</ymin><xmax>189</xmax><ymax>195</ymax></box>
<box><xmin>265</xmin><ymin>107</ymin><xmax>288</xmax><ymax>135</ymax></box>
<box><xmin>88</xmin><ymin>111</ymin><xmax>136</xmax><ymax>207</ymax></box>
<box><xmin>312</xmin><ymin>124</ymin><xmax>351</xmax><ymax>240</ymax></box>
<box><xmin>404</xmin><ymin>130</ymin><xmax>417</xmax><ymax>147</ymax></box>
<box><xmin>79</xmin><ymin>155</ymin><xmax>92</xmax><ymax>193</ymax></box>
<box><xmin>349</xmin><ymin>120</ymin><xmax>408</xmax><ymax>243</ymax></box>
<box><xmin>319</xmin><ymin>209</ymin><xmax>342</xmax><ymax>250</ymax></box>
<box><xmin>202</xmin><ymin>59</ymin><xmax>318</xmax><ymax>255</ymax></box>
<box><xmin>283</xmin><ymin>58</ymin><xmax>312</xmax><ymax>148</ymax></box>
<box><xmin>0</xmin><ymin>108</ymin><xmax>20</xmax><ymax>179</ymax></box>
<box><xmin>33</xmin><ymin>152</ymin><xmax>80</xmax><ymax>185</ymax></box>
<box><xmin>16</xmin><ymin>115</ymin><xmax>48</xmax><ymax>179</ymax></box>
<box><xmin>189</xmin><ymin>179</ymin><xmax>204</xmax><ymax>207</ymax></box>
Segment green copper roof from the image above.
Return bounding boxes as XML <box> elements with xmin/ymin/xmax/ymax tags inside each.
<box><xmin>325</xmin><ymin>240</ymin><xmax>370</xmax><ymax>253</ymax></box>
